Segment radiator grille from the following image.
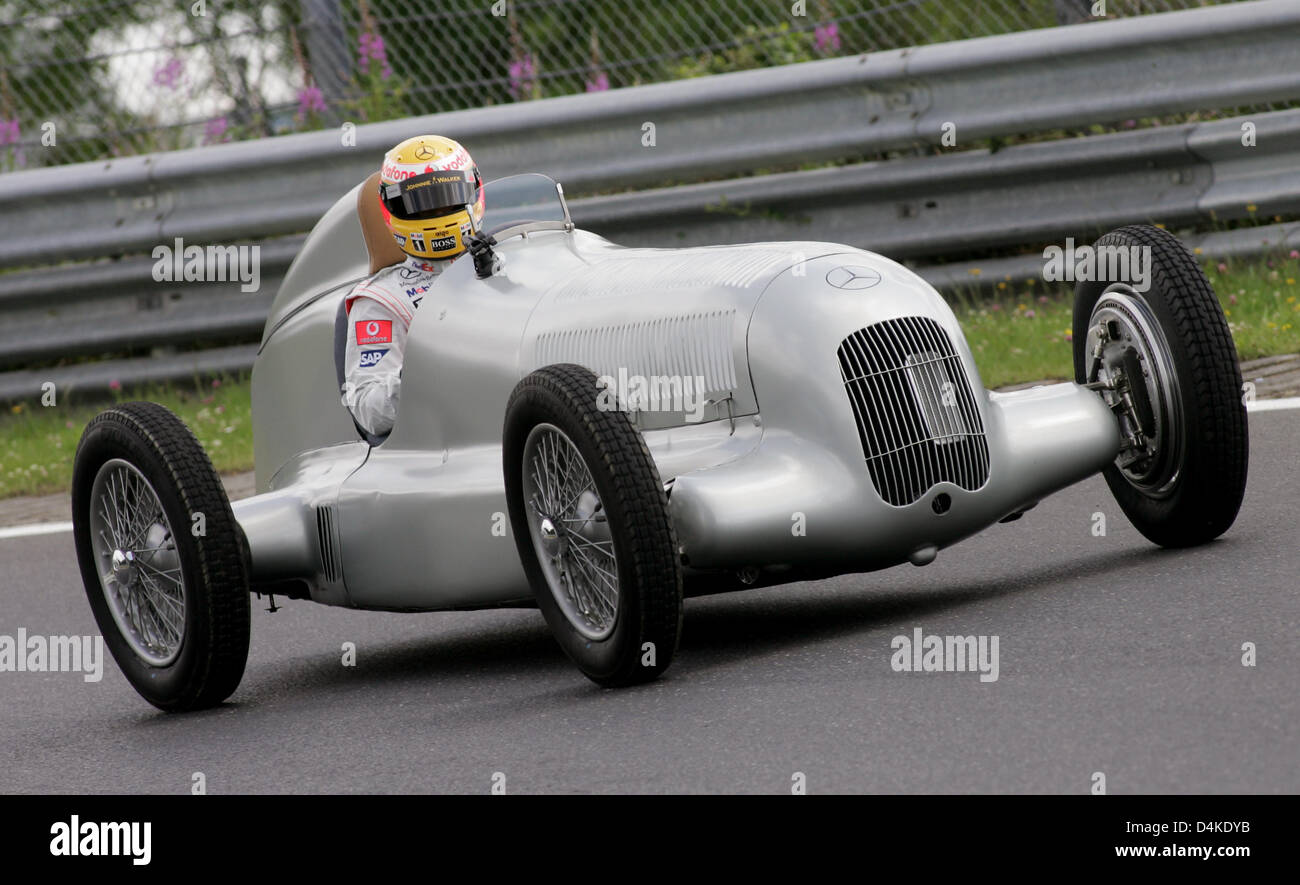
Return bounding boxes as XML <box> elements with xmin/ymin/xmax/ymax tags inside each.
<box><xmin>838</xmin><ymin>317</ymin><xmax>989</xmax><ymax>506</ymax></box>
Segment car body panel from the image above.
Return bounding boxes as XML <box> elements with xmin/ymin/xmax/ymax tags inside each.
<box><xmin>235</xmin><ymin>174</ymin><xmax>1121</xmax><ymax>612</ymax></box>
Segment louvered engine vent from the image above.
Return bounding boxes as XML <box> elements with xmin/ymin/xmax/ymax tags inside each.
<box><xmin>316</xmin><ymin>504</ymin><xmax>340</xmax><ymax>583</ymax></box>
<box><xmin>837</xmin><ymin>317</ymin><xmax>990</xmax><ymax>506</ymax></box>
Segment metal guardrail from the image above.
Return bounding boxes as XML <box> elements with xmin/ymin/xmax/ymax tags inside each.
<box><xmin>578</xmin><ymin>109</ymin><xmax>1300</xmax><ymax>253</ymax></box>
<box><xmin>1</xmin><ymin>0</ymin><xmax>1300</xmax><ymax>401</ymax></box>
<box><xmin>2</xmin><ymin>0</ymin><xmax>1298</xmax><ymax>270</ymax></box>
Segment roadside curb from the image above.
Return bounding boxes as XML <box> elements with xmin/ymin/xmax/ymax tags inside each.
<box><xmin>0</xmin><ymin>470</ymin><xmax>257</xmax><ymax>531</ymax></box>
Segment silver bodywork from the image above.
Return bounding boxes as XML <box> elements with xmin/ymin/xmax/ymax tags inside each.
<box><xmin>235</xmin><ymin>176</ymin><xmax>1120</xmax><ymax>611</ymax></box>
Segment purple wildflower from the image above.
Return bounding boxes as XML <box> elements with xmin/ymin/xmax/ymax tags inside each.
<box><xmin>153</xmin><ymin>56</ymin><xmax>184</xmax><ymax>90</ymax></box>
<box><xmin>203</xmin><ymin>116</ymin><xmax>229</xmax><ymax>144</ymax></box>
<box><xmin>814</xmin><ymin>22</ymin><xmax>841</xmax><ymax>53</ymax></box>
<box><xmin>297</xmin><ymin>84</ymin><xmax>328</xmax><ymax>118</ymax></box>
<box><xmin>358</xmin><ymin>31</ymin><xmax>393</xmax><ymax>80</ymax></box>
<box><xmin>585</xmin><ymin>71</ymin><xmax>609</xmax><ymax>93</ymax></box>
<box><xmin>509</xmin><ymin>53</ymin><xmax>536</xmax><ymax>100</ymax></box>
<box><xmin>0</xmin><ymin>118</ymin><xmax>19</xmax><ymax>146</ymax></box>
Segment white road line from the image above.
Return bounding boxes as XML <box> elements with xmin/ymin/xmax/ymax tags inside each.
<box><xmin>0</xmin><ymin>521</ymin><xmax>74</xmax><ymax>540</ymax></box>
<box><xmin>1247</xmin><ymin>396</ymin><xmax>1300</xmax><ymax>412</ymax></box>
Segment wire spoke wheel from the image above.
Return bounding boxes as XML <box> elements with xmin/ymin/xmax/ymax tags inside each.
<box><xmin>89</xmin><ymin>459</ymin><xmax>187</xmax><ymax>666</ymax></box>
<box><xmin>72</xmin><ymin>402</ymin><xmax>250</xmax><ymax>711</ymax></box>
<box><xmin>504</xmin><ymin>364</ymin><xmax>682</xmax><ymax>687</ymax></box>
<box><xmin>522</xmin><ymin>424</ymin><xmax>618</xmax><ymax>640</ymax></box>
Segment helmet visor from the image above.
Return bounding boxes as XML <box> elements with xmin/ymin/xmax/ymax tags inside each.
<box><xmin>382</xmin><ymin>170</ymin><xmax>477</xmax><ymax>219</ymax></box>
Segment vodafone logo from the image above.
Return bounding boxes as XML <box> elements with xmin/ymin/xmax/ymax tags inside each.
<box><xmin>355</xmin><ymin>319</ymin><xmax>393</xmax><ymax>346</ymax></box>
<box><xmin>381</xmin><ymin>162</ymin><xmax>418</xmax><ymax>182</ymax></box>
<box><xmin>440</xmin><ymin>147</ymin><xmax>471</xmax><ymax>170</ymax></box>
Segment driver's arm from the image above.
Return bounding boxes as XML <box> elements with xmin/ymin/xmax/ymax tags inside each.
<box><xmin>340</xmin><ymin>295</ymin><xmax>408</xmax><ymax>437</ymax></box>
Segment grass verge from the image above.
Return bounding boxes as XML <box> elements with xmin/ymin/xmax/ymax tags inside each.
<box><xmin>952</xmin><ymin>253</ymin><xmax>1300</xmax><ymax>389</ymax></box>
<box><xmin>0</xmin><ymin>374</ymin><xmax>254</xmax><ymax>499</ymax></box>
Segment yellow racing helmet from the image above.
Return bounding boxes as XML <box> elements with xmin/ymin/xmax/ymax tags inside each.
<box><xmin>378</xmin><ymin>135</ymin><xmax>485</xmax><ymax>261</ymax></box>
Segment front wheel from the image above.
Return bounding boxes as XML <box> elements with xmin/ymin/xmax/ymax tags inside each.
<box><xmin>1072</xmin><ymin>224</ymin><xmax>1248</xmax><ymax>547</ymax></box>
<box><xmin>72</xmin><ymin>402</ymin><xmax>250</xmax><ymax>711</ymax></box>
<box><xmin>503</xmin><ymin>364</ymin><xmax>682</xmax><ymax>687</ymax></box>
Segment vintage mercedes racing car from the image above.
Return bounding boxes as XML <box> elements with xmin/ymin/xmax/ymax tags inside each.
<box><xmin>71</xmin><ymin>173</ymin><xmax>1248</xmax><ymax>711</ymax></box>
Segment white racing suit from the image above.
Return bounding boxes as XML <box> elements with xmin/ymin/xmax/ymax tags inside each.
<box><xmin>340</xmin><ymin>255</ymin><xmax>453</xmax><ymax>437</ymax></box>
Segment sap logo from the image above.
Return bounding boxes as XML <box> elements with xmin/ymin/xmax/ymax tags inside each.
<box><xmin>359</xmin><ymin>349</ymin><xmax>388</xmax><ymax>368</ymax></box>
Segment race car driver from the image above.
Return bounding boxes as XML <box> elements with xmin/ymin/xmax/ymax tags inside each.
<box><xmin>340</xmin><ymin>134</ymin><xmax>486</xmax><ymax>437</ymax></box>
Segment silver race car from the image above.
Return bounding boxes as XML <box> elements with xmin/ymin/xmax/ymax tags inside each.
<box><xmin>71</xmin><ymin>173</ymin><xmax>1248</xmax><ymax>710</ymax></box>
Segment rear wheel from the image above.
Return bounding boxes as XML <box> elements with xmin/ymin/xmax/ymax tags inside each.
<box><xmin>504</xmin><ymin>364</ymin><xmax>682</xmax><ymax>686</ymax></box>
<box><xmin>72</xmin><ymin>402</ymin><xmax>250</xmax><ymax>711</ymax></box>
<box><xmin>1072</xmin><ymin>224</ymin><xmax>1248</xmax><ymax>547</ymax></box>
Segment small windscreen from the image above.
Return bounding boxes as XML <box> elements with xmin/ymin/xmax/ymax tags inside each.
<box><xmin>479</xmin><ymin>173</ymin><xmax>570</xmax><ymax>231</ymax></box>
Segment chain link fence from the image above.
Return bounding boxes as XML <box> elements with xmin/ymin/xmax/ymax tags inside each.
<box><xmin>0</xmin><ymin>0</ymin><xmax>1243</xmax><ymax>171</ymax></box>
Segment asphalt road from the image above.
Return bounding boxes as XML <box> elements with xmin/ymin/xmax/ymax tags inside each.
<box><xmin>2</xmin><ymin>410</ymin><xmax>1296</xmax><ymax>795</ymax></box>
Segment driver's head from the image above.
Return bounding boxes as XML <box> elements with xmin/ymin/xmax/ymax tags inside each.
<box><xmin>378</xmin><ymin>135</ymin><xmax>485</xmax><ymax>261</ymax></box>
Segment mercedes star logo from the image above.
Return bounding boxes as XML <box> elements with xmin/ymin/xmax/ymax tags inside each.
<box><xmin>825</xmin><ymin>265</ymin><xmax>882</xmax><ymax>290</ymax></box>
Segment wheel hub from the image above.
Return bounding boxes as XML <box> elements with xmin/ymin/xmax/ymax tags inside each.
<box><xmin>537</xmin><ymin>516</ymin><xmax>561</xmax><ymax>557</ymax></box>
<box><xmin>110</xmin><ymin>548</ymin><xmax>137</xmax><ymax>584</ymax></box>
<box><xmin>1085</xmin><ymin>285</ymin><xmax>1184</xmax><ymax>497</ymax></box>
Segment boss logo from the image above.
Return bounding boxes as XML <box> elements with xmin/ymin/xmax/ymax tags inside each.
<box><xmin>429</xmin><ymin>235</ymin><xmax>457</xmax><ymax>251</ymax></box>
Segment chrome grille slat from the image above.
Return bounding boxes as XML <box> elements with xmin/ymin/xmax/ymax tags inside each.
<box><xmin>878</xmin><ymin>319</ymin><xmax>932</xmax><ymax>502</ymax></box>
<box><xmin>903</xmin><ymin>316</ymin><xmax>943</xmax><ymax>492</ymax></box>
<box><xmin>918</xmin><ymin>315</ymin><xmax>969</xmax><ymax>491</ymax></box>
<box><xmin>837</xmin><ymin>317</ymin><xmax>990</xmax><ymax>507</ymax></box>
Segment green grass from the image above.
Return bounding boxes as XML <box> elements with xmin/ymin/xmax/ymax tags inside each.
<box><xmin>2</xmin><ymin>253</ymin><xmax>1298</xmax><ymax>500</ymax></box>
<box><xmin>0</xmin><ymin>374</ymin><xmax>254</xmax><ymax>499</ymax></box>
<box><xmin>953</xmin><ymin>251</ymin><xmax>1300</xmax><ymax>389</ymax></box>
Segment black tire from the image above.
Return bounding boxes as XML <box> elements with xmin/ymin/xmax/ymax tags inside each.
<box><xmin>72</xmin><ymin>402</ymin><xmax>250</xmax><ymax>711</ymax></box>
<box><xmin>1072</xmin><ymin>224</ymin><xmax>1248</xmax><ymax>547</ymax></box>
<box><xmin>503</xmin><ymin>364</ymin><xmax>682</xmax><ymax>687</ymax></box>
